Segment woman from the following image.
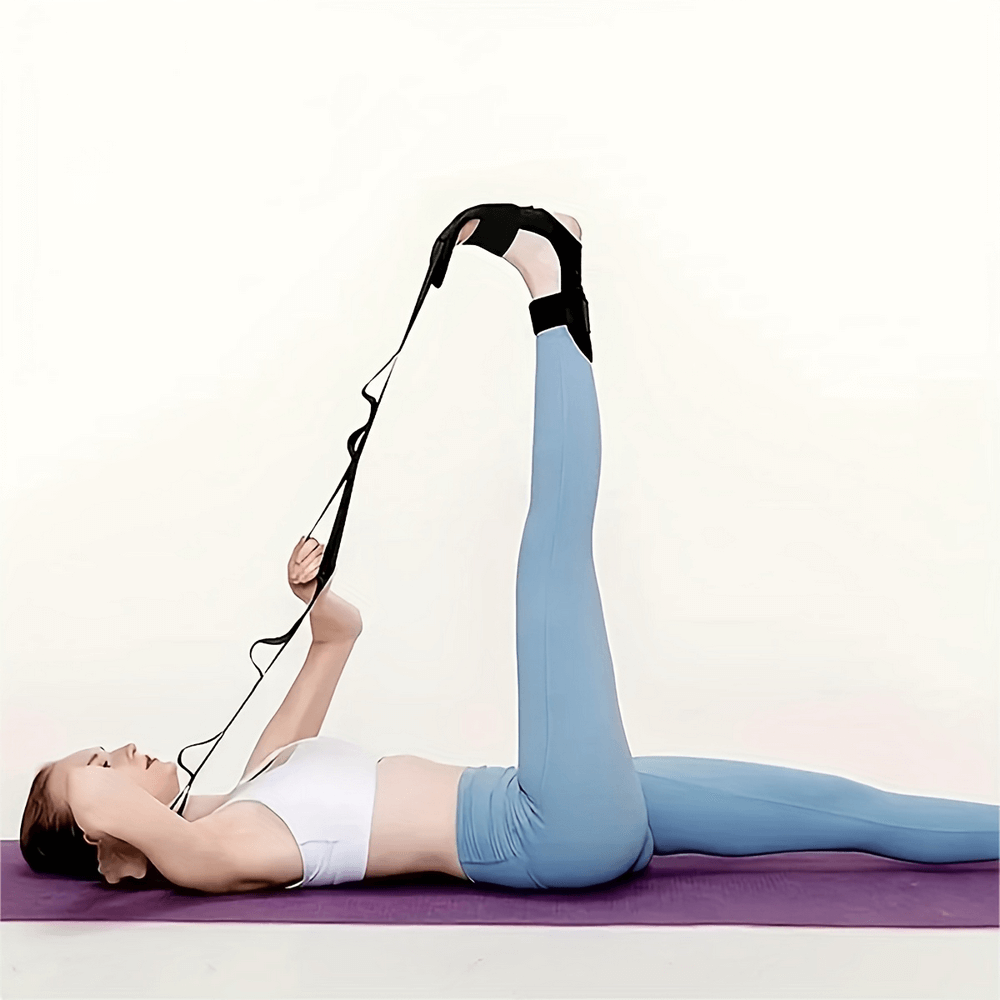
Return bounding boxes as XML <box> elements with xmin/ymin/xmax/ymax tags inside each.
<box><xmin>21</xmin><ymin>205</ymin><xmax>999</xmax><ymax>893</ymax></box>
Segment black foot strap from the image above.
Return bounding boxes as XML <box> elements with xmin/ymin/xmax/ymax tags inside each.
<box><xmin>529</xmin><ymin>290</ymin><xmax>593</xmax><ymax>361</ymax></box>
<box><xmin>462</xmin><ymin>206</ymin><xmax>521</xmax><ymax>257</ymax></box>
<box><xmin>464</xmin><ymin>203</ymin><xmax>593</xmax><ymax>361</ymax></box>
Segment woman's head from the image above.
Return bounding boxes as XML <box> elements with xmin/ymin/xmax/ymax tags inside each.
<box><xmin>20</xmin><ymin>763</ymin><xmax>100</xmax><ymax>879</ymax></box>
<box><xmin>20</xmin><ymin>744</ymin><xmax>180</xmax><ymax>880</ymax></box>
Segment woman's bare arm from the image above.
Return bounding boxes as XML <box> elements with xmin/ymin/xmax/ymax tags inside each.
<box><xmin>68</xmin><ymin>767</ymin><xmax>244</xmax><ymax>892</ymax></box>
<box><xmin>238</xmin><ymin>538</ymin><xmax>363</xmax><ymax>783</ymax></box>
<box><xmin>239</xmin><ymin>635</ymin><xmax>357</xmax><ymax>782</ymax></box>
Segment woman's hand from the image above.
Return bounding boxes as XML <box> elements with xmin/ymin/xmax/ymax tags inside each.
<box><xmin>66</xmin><ymin>767</ymin><xmax>150</xmax><ymax>883</ymax></box>
<box><xmin>287</xmin><ymin>537</ymin><xmax>362</xmax><ymax>645</ymax></box>
<box><xmin>288</xmin><ymin>537</ymin><xmax>325</xmax><ymax>602</ymax></box>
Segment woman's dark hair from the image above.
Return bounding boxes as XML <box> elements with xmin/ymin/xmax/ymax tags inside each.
<box><xmin>20</xmin><ymin>764</ymin><xmax>101</xmax><ymax>881</ymax></box>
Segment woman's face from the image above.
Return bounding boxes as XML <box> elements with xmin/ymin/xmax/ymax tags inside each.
<box><xmin>46</xmin><ymin>744</ymin><xmax>180</xmax><ymax>816</ymax></box>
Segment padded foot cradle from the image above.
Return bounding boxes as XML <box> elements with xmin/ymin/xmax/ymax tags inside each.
<box><xmin>434</xmin><ymin>203</ymin><xmax>593</xmax><ymax>361</ymax></box>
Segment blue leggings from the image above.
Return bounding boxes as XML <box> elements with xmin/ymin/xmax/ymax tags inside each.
<box><xmin>454</xmin><ymin>326</ymin><xmax>999</xmax><ymax>889</ymax></box>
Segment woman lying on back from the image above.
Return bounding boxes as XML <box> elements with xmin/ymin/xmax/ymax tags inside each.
<box><xmin>21</xmin><ymin>204</ymin><xmax>999</xmax><ymax>893</ymax></box>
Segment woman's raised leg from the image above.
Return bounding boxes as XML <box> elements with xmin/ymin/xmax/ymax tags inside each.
<box><xmin>453</xmin><ymin>210</ymin><xmax>652</xmax><ymax>888</ymax></box>
<box><xmin>511</xmin><ymin>325</ymin><xmax>653</xmax><ymax>886</ymax></box>
<box><xmin>455</xmin><ymin>316</ymin><xmax>654</xmax><ymax>889</ymax></box>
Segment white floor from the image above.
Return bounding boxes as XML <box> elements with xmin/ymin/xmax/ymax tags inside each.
<box><xmin>1</xmin><ymin>922</ymin><xmax>997</xmax><ymax>999</ymax></box>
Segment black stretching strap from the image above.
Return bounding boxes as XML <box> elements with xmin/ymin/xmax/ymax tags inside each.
<box><xmin>170</xmin><ymin>204</ymin><xmax>589</xmax><ymax>815</ymax></box>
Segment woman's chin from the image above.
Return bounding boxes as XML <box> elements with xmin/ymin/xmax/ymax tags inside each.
<box><xmin>153</xmin><ymin>759</ymin><xmax>180</xmax><ymax>799</ymax></box>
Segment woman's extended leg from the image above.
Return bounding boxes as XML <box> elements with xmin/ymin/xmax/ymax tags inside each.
<box><xmin>456</xmin><ymin>323</ymin><xmax>654</xmax><ymax>889</ymax></box>
<box><xmin>633</xmin><ymin>755</ymin><xmax>999</xmax><ymax>862</ymax></box>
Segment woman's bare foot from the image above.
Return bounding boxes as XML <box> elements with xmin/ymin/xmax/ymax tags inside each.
<box><xmin>456</xmin><ymin>212</ymin><xmax>582</xmax><ymax>300</ymax></box>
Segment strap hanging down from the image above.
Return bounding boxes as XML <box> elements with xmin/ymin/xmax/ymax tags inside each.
<box><xmin>170</xmin><ymin>212</ymin><xmax>473</xmax><ymax>815</ymax></box>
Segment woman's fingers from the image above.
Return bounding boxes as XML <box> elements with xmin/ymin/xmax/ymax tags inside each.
<box><xmin>290</xmin><ymin>538</ymin><xmax>324</xmax><ymax>583</ymax></box>
<box><xmin>302</xmin><ymin>544</ymin><xmax>324</xmax><ymax>569</ymax></box>
<box><xmin>298</xmin><ymin>552</ymin><xmax>324</xmax><ymax>582</ymax></box>
<box><xmin>294</xmin><ymin>537</ymin><xmax>323</xmax><ymax>563</ymax></box>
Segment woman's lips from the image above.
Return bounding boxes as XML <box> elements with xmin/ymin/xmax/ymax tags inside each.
<box><xmin>145</xmin><ymin>755</ymin><xmax>152</xmax><ymax>769</ymax></box>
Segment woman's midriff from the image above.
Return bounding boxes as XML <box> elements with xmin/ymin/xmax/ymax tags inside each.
<box><xmin>365</xmin><ymin>754</ymin><xmax>470</xmax><ymax>881</ymax></box>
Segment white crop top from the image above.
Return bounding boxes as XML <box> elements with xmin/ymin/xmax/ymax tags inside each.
<box><xmin>216</xmin><ymin>736</ymin><xmax>378</xmax><ymax>888</ymax></box>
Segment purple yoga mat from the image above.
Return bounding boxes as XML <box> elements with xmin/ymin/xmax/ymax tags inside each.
<box><xmin>2</xmin><ymin>841</ymin><xmax>996</xmax><ymax>927</ymax></box>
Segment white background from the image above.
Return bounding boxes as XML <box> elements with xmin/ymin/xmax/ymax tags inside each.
<box><xmin>1</xmin><ymin>3</ymin><xmax>998</xmax><ymax>995</ymax></box>
<box><xmin>3</xmin><ymin>0</ymin><xmax>997</xmax><ymax>827</ymax></box>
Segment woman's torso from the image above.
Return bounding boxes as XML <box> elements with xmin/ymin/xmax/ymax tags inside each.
<box><xmin>197</xmin><ymin>752</ymin><xmax>470</xmax><ymax>889</ymax></box>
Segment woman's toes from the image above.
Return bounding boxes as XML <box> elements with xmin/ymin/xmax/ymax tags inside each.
<box><xmin>456</xmin><ymin>219</ymin><xmax>480</xmax><ymax>245</ymax></box>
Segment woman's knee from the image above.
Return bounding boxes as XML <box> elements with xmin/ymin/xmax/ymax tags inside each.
<box><xmin>629</xmin><ymin>822</ymin><xmax>655</xmax><ymax>873</ymax></box>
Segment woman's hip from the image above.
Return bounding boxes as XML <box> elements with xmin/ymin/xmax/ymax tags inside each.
<box><xmin>455</xmin><ymin>764</ymin><xmax>653</xmax><ymax>889</ymax></box>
